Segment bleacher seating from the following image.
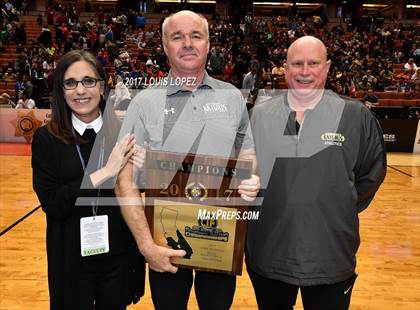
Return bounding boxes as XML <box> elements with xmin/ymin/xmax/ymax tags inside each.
<box><xmin>1</xmin><ymin>9</ymin><xmax>419</xmax><ymax>110</ymax></box>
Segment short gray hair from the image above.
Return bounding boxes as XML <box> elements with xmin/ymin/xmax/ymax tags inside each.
<box><xmin>162</xmin><ymin>10</ymin><xmax>209</xmax><ymax>45</ymax></box>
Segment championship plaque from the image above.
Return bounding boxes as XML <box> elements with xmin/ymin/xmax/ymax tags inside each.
<box><xmin>145</xmin><ymin>150</ymin><xmax>252</xmax><ymax>275</ymax></box>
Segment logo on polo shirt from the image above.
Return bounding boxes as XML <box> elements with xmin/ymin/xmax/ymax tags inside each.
<box><xmin>164</xmin><ymin>108</ymin><xmax>175</xmax><ymax>115</ymax></box>
<box><xmin>203</xmin><ymin>102</ymin><xmax>228</xmax><ymax>114</ymax></box>
<box><xmin>321</xmin><ymin>132</ymin><xmax>346</xmax><ymax>146</ymax></box>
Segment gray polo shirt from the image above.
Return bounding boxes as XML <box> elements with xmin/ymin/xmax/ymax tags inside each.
<box><xmin>119</xmin><ymin>71</ymin><xmax>254</xmax><ymax>157</ymax></box>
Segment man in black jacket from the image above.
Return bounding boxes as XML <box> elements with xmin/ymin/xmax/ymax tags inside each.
<box><xmin>246</xmin><ymin>36</ymin><xmax>386</xmax><ymax>310</ymax></box>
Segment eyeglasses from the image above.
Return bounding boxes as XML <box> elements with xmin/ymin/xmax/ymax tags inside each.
<box><xmin>62</xmin><ymin>77</ymin><xmax>103</xmax><ymax>90</ymax></box>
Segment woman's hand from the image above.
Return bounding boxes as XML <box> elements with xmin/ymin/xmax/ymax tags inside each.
<box><xmin>104</xmin><ymin>133</ymin><xmax>136</xmax><ymax>178</ymax></box>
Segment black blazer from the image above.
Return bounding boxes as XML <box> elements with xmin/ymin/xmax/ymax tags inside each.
<box><xmin>32</xmin><ymin>125</ymin><xmax>144</xmax><ymax>309</ymax></box>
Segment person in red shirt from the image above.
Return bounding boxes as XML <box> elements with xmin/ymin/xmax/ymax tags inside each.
<box><xmin>61</xmin><ymin>23</ymin><xmax>69</xmax><ymax>40</ymax></box>
<box><xmin>224</xmin><ymin>61</ymin><xmax>233</xmax><ymax>80</ymax></box>
<box><xmin>88</xmin><ymin>28</ymin><xmax>98</xmax><ymax>46</ymax></box>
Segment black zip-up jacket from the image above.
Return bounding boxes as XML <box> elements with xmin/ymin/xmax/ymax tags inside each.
<box><xmin>246</xmin><ymin>90</ymin><xmax>386</xmax><ymax>286</ymax></box>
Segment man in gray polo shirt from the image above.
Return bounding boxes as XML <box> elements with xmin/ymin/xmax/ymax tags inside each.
<box><xmin>120</xmin><ymin>70</ymin><xmax>253</xmax><ymax>158</ymax></box>
<box><xmin>116</xmin><ymin>10</ymin><xmax>259</xmax><ymax>310</ymax></box>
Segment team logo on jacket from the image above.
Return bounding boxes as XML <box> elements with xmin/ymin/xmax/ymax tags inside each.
<box><xmin>383</xmin><ymin>134</ymin><xmax>396</xmax><ymax>142</ymax></box>
<box><xmin>321</xmin><ymin>132</ymin><xmax>345</xmax><ymax>146</ymax></box>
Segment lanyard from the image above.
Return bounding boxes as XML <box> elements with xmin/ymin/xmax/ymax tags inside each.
<box><xmin>75</xmin><ymin>131</ymin><xmax>105</xmax><ymax>217</ymax></box>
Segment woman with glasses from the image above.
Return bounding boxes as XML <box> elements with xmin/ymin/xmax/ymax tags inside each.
<box><xmin>32</xmin><ymin>50</ymin><xmax>145</xmax><ymax>309</ymax></box>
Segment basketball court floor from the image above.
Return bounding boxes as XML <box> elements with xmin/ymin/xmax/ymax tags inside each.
<box><xmin>0</xmin><ymin>147</ymin><xmax>419</xmax><ymax>309</ymax></box>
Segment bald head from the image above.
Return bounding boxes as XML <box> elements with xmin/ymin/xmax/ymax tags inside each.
<box><xmin>162</xmin><ymin>10</ymin><xmax>209</xmax><ymax>45</ymax></box>
<box><xmin>284</xmin><ymin>35</ymin><xmax>331</xmax><ymax>98</ymax></box>
<box><xmin>287</xmin><ymin>36</ymin><xmax>328</xmax><ymax>62</ymax></box>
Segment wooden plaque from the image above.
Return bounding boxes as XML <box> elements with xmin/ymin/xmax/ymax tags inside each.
<box><xmin>145</xmin><ymin>150</ymin><xmax>252</xmax><ymax>275</ymax></box>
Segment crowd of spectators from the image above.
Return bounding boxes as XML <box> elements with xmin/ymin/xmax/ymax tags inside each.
<box><xmin>247</xmin><ymin>14</ymin><xmax>420</xmax><ymax>100</ymax></box>
<box><xmin>1</xmin><ymin>1</ymin><xmax>420</xmax><ymax>110</ymax></box>
<box><xmin>1</xmin><ymin>0</ymin><xmax>27</xmax><ymax>52</ymax></box>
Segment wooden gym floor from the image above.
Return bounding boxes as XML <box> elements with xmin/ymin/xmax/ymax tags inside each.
<box><xmin>0</xmin><ymin>152</ymin><xmax>419</xmax><ymax>309</ymax></box>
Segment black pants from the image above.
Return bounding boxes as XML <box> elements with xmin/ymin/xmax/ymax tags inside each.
<box><xmin>248</xmin><ymin>266</ymin><xmax>357</xmax><ymax>310</ymax></box>
<box><xmin>77</xmin><ymin>255</ymin><xmax>127</xmax><ymax>310</ymax></box>
<box><xmin>149</xmin><ymin>267</ymin><xmax>236</xmax><ymax>310</ymax></box>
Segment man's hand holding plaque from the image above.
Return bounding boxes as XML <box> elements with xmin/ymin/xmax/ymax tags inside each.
<box><xmin>140</xmin><ymin>240</ymin><xmax>186</xmax><ymax>274</ymax></box>
<box><xmin>238</xmin><ymin>174</ymin><xmax>260</xmax><ymax>202</ymax></box>
<box><xmin>144</xmin><ymin>150</ymin><xmax>259</xmax><ymax>275</ymax></box>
